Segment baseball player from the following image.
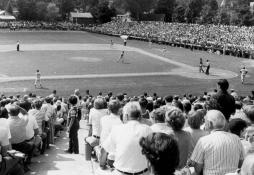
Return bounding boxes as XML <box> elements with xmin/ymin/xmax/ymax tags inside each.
<box><xmin>240</xmin><ymin>66</ymin><xmax>248</xmax><ymax>84</ymax></box>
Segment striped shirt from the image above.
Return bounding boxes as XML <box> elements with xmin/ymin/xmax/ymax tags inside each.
<box><xmin>190</xmin><ymin>131</ymin><xmax>244</xmax><ymax>175</ymax></box>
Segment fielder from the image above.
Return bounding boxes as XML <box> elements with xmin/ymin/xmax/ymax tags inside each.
<box><xmin>117</xmin><ymin>51</ymin><xmax>125</xmax><ymax>63</ymax></box>
<box><xmin>240</xmin><ymin>66</ymin><xmax>248</xmax><ymax>84</ymax></box>
<box><xmin>35</xmin><ymin>69</ymin><xmax>42</xmax><ymax>88</ymax></box>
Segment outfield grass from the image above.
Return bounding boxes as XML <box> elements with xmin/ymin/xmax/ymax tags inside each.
<box><xmin>0</xmin><ymin>31</ymin><xmax>253</xmax><ymax>97</ymax></box>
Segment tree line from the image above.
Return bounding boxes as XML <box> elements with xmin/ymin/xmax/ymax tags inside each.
<box><xmin>3</xmin><ymin>0</ymin><xmax>254</xmax><ymax>26</ymax></box>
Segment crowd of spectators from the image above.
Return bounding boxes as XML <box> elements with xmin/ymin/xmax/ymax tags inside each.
<box><xmin>1</xmin><ymin>20</ymin><xmax>254</xmax><ymax>58</ymax></box>
<box><xmin>1</xmin><ymin>79</ymin><xmax>254</xmax><ymax>174</ymax></box>
<box><xmin>87</xmin><ymin>21</ymin><xmax>254</xmax><ymax>58</ymax></box>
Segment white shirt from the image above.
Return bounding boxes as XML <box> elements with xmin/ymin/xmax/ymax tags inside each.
<box><xmin>100</xmin><ymin>113</ymin><xmax>122</xmax><ymax>144</ymax></box>
<box><xmin>0</xmin><ymin>127</ymin><xmax>9</xmax><ymax>147</ymax></box>
<box><xmin>191</xmin><ymin>131</ymin><xmax>244</xmax><ymax>175</ymax></box>
<box><xmin>150</xmin><ymin>123</ymin><xmax>173</xmax><ymax>135</ymax></box>
<box><xmin>102</xmin><ymin>120</ymin><xmax>152</xmax><ymax>173</ymax></box>
<box><xmin>88</xmin><ymin>108</ymin><xmax>108</xmax><ymax>136</ymax></box>
<box><xmin>25</xmin><ymin>113</ymin><xmax>39</xmax><ymax>139</ymax></box>
<box><xmin>0</xmin><ymin>118</ymin><xmax>11</xmax><ymax>139</ymax></box>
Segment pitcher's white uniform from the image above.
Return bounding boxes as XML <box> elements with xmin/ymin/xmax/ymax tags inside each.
<box><xmin>35</xmin><ymin>70</ymin><xmax>42</xmax><ymax>87</ymax></box>
<box><xmin>240</xmin><ymin>67</ymin><xmax>248</xmax><ymax>84</ymax></box>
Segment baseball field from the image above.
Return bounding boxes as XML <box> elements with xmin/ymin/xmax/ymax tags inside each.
<box><xmin>0</xmin><ymin>30</ymin><xmax>253</xmax><ymax>97</ymax></box>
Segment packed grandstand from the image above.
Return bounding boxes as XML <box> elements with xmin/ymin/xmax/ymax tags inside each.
<box><xmin>1</xmin><ymin>20</ymin><xmax>254</xmax><ymax>58</ymax></box>
<box><xmin>1</xmin><ymin>79</ymin><xmax>254</xmax><ymax>175</ymax></box>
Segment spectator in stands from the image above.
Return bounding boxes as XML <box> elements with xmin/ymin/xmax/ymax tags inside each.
<box><xmin>230</xmin><ymin>101</ymin><xmax>251</xmax><ymax>124</ymax></box>
<box><xmin>184</xmin><ymin>110</ymin><xmax>208</xmax><ymax>146</ymax></box>
<box><xmin>29</xmin><ymin>99</ymin><xmax>48</xmax><ymax>154</ymax></box>
<box><xmin>242</xmin><ymin>105</ymin><xmax>254</xmax><ymax>154</ymax></box>
<box><xmin>86</xmin><ymin>98</ymin><xmax>108</xmax><ymax>149</ymax></box>
<box><xmin>8</xmin><ymin>104</ymin><xmax>34</xmax><ymax>166</ymax></box>
<box><xmin>41</xmin><ymin>97</ymin><xmax>56</xmax><ymax>144</ymax></box>
<box><xmin>0</xmin><ymin>123</ymin><xmax>25</xmax><ymax>175</ymax></box>
<box><xmin>166</xmin><ymin>108</ymin><xmax>194</xmax><ymax>169</ymax></box>
<box><xmin>139</xmin><ymin>133</ymin><xmax>179</xmax><ymax>175</ymax></box>
<box><xmin>19</xmin><ymin>101</ymin><xmax>41</xmax><ymax>156</ymax></box>
<box><xmin>98</xmin><ymin>100</ymin><xmax>122</xmax><ymax>169</ymax></box>
<box><xmin>150</xmin><ymin>108</ymin><xmax>173</xmax><ymax>135</ymax></box>
<box><xmin>66</xmin><ymin>95</ymin><xmax>80</xmax><ymax>154</ymax></box>
<box><xmin>213</xmin><ymin>79</ymin><xmax>236</xmax><ymax>121</ymax></box>
<box><xmin>189</xmin><ymin>110</ymin><xmax>244</xmax><ymax>175</ymax></box>
<box><xmin>240</xmin><ymin>153</ymin><xmax>254</xmax><ymax>175</ymax></box>
<box><xmin>161</xmin><ymin>95</ymin><xmax>173</xmax><ymax>111</ymax></box>
<box><xmin>139</xmin><ymin>98</ymin><xmax>150</xmax><ymax>119</ymax></box>
<box><xmin>102</xmin><ymin>101</ymin><xmax>152</xmax><ymax>175</ymax></box>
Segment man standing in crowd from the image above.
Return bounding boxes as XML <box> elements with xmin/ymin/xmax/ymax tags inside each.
<box><xmin>205</xmin><ymin>60</ymin><xmax>210</xmax><ymax>75</ymax></box>
<box><xmin>34</xmin><ymin>70</ymin><xmax>42</xmax><ymax>88</ymax></box>
<box><xmin>240</xmin><ymin>66</ymin><xmax>248</xmax><ymax>84</ymax></box>
<box><xmin>188</xmin><ymin>110</ymin><xmax>244</xmax><ymax>175</ymax></box>
<box><xmin>102</xmin><ymin>102</ymin><xmax>152</xmax><ymax>175</ymax></box>
<box><xmin>213</xmin><ymin>79</ymin><xmax>235</xmax><ymax>121</ymax></box>
<box><xmin>66</xmin><ymin>95</ymin><xmax>80</xmax><ymax>154</ymax></box>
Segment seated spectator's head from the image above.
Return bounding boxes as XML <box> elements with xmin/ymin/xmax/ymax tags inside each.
<box><xmin>108</xmin><ymin>100</ymin><xmax>121</xmax><ymax>115</ymax></box>
<box><xmin>188</xmin><ymin>110</ymin><xmax>205</xmax><ymax>129</ymax></box>
<box><xmin>74</xmin><ymin>89</ymin><xmax>80</xmax><ymax>96</ymax></box>
<box><xmin>235</xmin><ymin>101</ymin><xmax>243</xmax><ymax>110</ymax></box>
<box><xmin>0</xmin><ymin>107</ymin><xmax>8</xmax><ymax>119</ymax></box>
<box><xmin>151</xmin><ymin>108</ymin><xmax>166</xmax><ymax>123</ymax></box>
<box><xmin>205</xmin><ymin>110</ymin><xmax>226</xmax><ymax>131</ymax></box>
<box><xmin>34</xmin><ymin>100</ymin><xmax>43</xmax><ymax>110</ymax></box>
<box><xmin>193</xmin><ymin>103</ymin><xmax>203</xmax><ymax>111</ymax></box>
<box><xmin>164</xmin><ymin>95</ymin><xmax>173</xmax><ymax>103</ymax></box>
<box><xmin>229</xmin><ymin>118</ymin><xmax>247</xmax><ymax>137</ymax></box>
<box><xmin>69</xmin><ymin>95</ymin><xmax>78</xmax><ymax>106</ymax></box>
<box><xmin>19</xmin><ymin>100</ymin><xmax>31</xmax><ymax>111</ymax></box>
<box><xmin>8</xmin><ymin>105</ymin><xmax>20</xmax><ymax>116</ymax></box>
<box><xmin>166</xmin><ymin>108</ymin><xmax>185</xmax><ymax>131</ymax></box>
<box><xmin>94</xmin><ymin>97</ymin><xmax>106</xmax><ymax>109</ymax></box>
<box><xmin>217</xmin><ymin>79</ymin><xmax>229</xmax><ymax>91</ymax></box>
<box><xmin>204</xmin><ymin>97</ymin><xmax>220</xmax><ymax>111</ymax></box>
<box><xmin>122</xmin><ymin>101</ymin><xmax>141</xmax><ymax>122</ymax></box>
<box><xmin>139</xmin><ymin>98</ymin><xmax>148</xmax><ymax>110</ymax></box>
<box><xmin>140</xmin><ymin>133</ymin><xmax>179</xmax><ymax>175</ymax></box>
<box><xmin>172</xmin><ymin>100</ymin><xmax>183</xmax><ymax>111</ymax></box>
<box><xmin>45</xmin><ymin>96</ymin><xmax>52</xmax><ymax>104</ymax></box>
<box><xmin>117</xmin><ymin>93</ymin><xmax>124</xmax><ymax>102</ymax></box>
<box><xmin>182</xmin><ymin>100</ymin><xmax>191</xmax><ymax>114</ymax></box>
<box><xmin>243</xmin><ymin>105</ymin><xmax>254</xmax><ymax>123</ymax></box>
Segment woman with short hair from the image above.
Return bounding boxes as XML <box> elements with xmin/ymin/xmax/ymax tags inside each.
<box><xmin>166</xmin><ymin>108</ymin><xmax>194</xmax><ymax>169</ymax></box>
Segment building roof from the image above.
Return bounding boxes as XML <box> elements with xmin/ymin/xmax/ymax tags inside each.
<box><xmin>0</xmin><ymin>15</ymin><xmax>15</xmax><ymax>20</ymax></box>
<box><xmin>70</xmin><ymin>12</ymin><xmax>93</xmax><ymax>18</ymax></box>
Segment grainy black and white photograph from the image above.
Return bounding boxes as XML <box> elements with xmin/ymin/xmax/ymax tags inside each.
<box><xmin>0</xmin><ymin>0</ymin><xmax>254</xmax><ymax>175</ymax></box>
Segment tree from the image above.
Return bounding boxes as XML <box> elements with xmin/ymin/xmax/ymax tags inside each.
<box><xmin>36</xmin><ymin>1</ymin><xmax>47</xmax><ymax>21</ymax></box>
<box><xmin>46</xmin><ymin>3</ymin><xmax>59</xmax><ymax>21</ymax></box>
<box><xmin>17</xmin><ymin>0</ymin><xmax>37</xmax><ymax>20</ymax></box>
<box><xmin>154</xmin><ymin>0</ymin><xmax>176</xmax><ymax>22</ymax></box>
<box><xmin>113</xmin><ymin>0</ymin><xmax>156</xmax><ymax>20</ymax></box>
<box><xmin>60</xmin><ymin>0</ymin><xmax>75</xmax><ymax>20</ymax></box>
<box><xmin>185</xmin><ymin>0</ymin><xmax>204</xmax><ymax>23</ymax></box>
<box><xmin>199</xmin><ymin>0</ymin><xmax>218</xmax><ymax>24</ymax></box>
<box><xmin>173</xmin><ymin>4</ymin><xmax>186</xmax><ymax>22</ymax></box>
<box><xmin>91</xmin><ymin>1</ymin><xmax>116</xmax><ymax>23</ymax></box>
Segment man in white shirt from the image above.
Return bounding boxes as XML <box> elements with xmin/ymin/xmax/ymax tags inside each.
<box><xmin>86</xmin><ymin>98</ymin><xmax>108</xmax><ymax>148</ymax></box>
<box><xmin>188</xmin><ymin>110</ymin><xmax>245</xmax><ymax>175</ymax></box>
<box><xmin>98</xmin><ymin>100</ymin><xmax>122</xmax><ymax>168</ymax></box>
<box><xmin>102</xmin><ymin>102</ymin><xmax>152</xmax><ymax>175</ymax></box>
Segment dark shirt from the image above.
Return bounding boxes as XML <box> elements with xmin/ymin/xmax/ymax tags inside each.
<box><xmin>213</xmin><ymin>90</ymin><xmax>236</xmax><ymax>120</ymax></box>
